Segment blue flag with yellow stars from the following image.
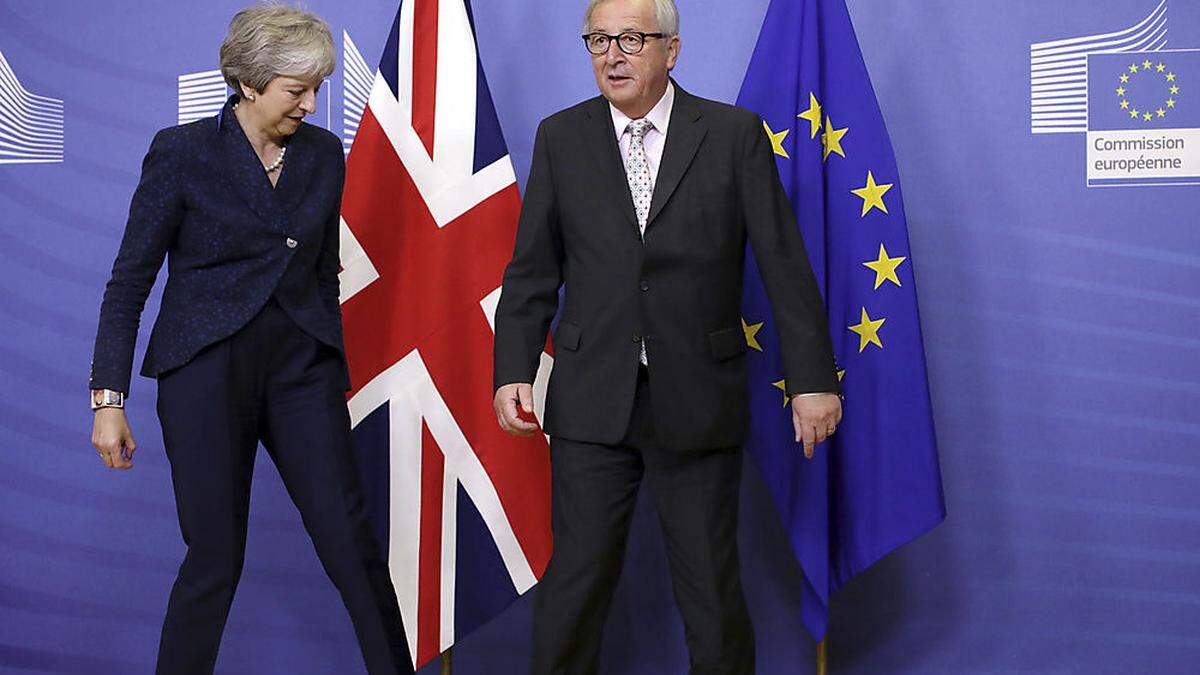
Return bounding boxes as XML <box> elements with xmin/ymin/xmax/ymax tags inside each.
<box><xmin>736</xmin><ymin>0</ymin><xmax>946</xmax><ymax>640</ymax></box>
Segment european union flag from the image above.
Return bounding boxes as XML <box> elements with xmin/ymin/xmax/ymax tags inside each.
<box><xmin>736</xmin><ymin>0</ymin><xmax>946</xmax><ymax>640</ymax></box>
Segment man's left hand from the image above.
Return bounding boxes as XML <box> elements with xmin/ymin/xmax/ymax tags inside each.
<box><xmin>790</xmin><ymin>393</ymin><xmax>842</xmax><ymax>460</ymax></box>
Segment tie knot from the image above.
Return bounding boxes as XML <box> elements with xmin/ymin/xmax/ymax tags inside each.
<box><xmin>628</xmin><ymin>118</ymin><xmax>652</xmax><ymax>139</ymax></box>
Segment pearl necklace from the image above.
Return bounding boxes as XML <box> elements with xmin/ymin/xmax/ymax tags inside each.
<box><xmin>233</xmin><ymin>101</ymin><xmax>286</xmax><ymax>173</ymax></box>
<box><xmin>263</xmin><ymin>145</ymin><xmax>286</xmax><ymax>173</ymax></box>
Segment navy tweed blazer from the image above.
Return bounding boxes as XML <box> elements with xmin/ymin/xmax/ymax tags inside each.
<box><xmin>90</xmin><ymin>97</ymin><xmax>349</xmax><ymax>394</ymax></box>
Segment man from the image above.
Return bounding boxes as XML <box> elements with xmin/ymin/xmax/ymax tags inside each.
<box><xmin>493</xmin><ymin>0</ymin><xmax>842</xmax><ymax>672</ymax></box>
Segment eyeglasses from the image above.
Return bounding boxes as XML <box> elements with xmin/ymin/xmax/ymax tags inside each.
<box><xmin>582</xmin><ymin>31</ymin><xmax>665</xmax><ymax>55</ymax></box>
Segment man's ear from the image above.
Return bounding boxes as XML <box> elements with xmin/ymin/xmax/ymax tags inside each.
<box><xmin>666</xmin><ymin>36</ymin><xmax>681</xmax><ymax>71</ymax></box>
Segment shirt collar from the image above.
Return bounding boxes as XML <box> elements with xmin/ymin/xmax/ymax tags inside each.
<box><xmin>610</xmin><ymin>80</ymin><xmax>675</xmax><ymax>140</ymax></box>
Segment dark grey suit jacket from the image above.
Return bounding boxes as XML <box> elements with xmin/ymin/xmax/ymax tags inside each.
<box><xmin>493</xmin><ymin>84</ymin><xmax>839</xmax><ymax>451</ymax></box>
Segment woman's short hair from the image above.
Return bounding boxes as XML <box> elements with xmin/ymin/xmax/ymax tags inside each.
<box><xmin>219</xmin><ymin>2</ymin><xmax>335</xmax><ymax>95</ymax></box>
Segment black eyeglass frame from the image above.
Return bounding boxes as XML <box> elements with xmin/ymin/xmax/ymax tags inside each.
<box><xmin>581</xmin><ymin>31</ymin><xmax>666</xmax><ymax>55</ymax></box>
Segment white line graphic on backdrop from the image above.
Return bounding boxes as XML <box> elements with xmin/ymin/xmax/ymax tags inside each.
<box><xmin>343</xmin><ymin>30</ymin><xmax>373</xmax><ymax>155</ymax></box>
<box><xmin>177</xmin><ymin>70</ymin><xmax>229</xmax><ymax>125</ymax></box>
<box><xmin>1030</xmin><ymin>0</ymin><xmax>1169</xmax><ymax>134</ymax></box>
<box><xmin>0</xmin><ymin>50</ymin><xmax>64</xmax><ymax>164</ymax></box>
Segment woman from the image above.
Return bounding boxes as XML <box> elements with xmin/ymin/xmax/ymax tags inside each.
<box><xmin>88</xmin><ymin>5</ymin><xmax>411</xmax><ymax>674</ymax></box>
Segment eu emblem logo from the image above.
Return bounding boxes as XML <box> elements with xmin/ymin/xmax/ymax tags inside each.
<box><xmin>1086</xmin><ymin>49</ymin><xmax>1200</xmax><ymax>186</ymax></box>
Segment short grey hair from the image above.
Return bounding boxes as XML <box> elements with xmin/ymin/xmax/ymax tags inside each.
<box><xmin>220</xmin><ymin>2</ymin><xmax>335</xmax><ymax>95</ymax></box>
<box><xmin>583</xmin><ymin>0</ymin><xmax>680</xmax><ymax>37</ymax></box>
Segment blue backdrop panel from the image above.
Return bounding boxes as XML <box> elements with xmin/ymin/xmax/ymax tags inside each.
<box><xmin>1</xmin><ymin>1</ymin><xmax>1197</xmax><ymax>674</ymax></box>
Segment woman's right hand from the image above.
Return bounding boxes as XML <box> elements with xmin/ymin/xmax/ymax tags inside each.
<box><xmin>92</xmin><ymin>408</ymin><xmax>136</xmax><ymax>470</ymax></box>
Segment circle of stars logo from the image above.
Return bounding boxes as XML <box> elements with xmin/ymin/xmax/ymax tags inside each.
<box><xmin>1117</xmin><ymin>59</ymin><xmax>1179</xmax><ymax>123</ymax></box>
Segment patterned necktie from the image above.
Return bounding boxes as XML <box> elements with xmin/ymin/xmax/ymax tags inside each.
<box><xmin>625</xmin><ymin>118</ymin><xmax>654</xmax><ymax>365</ymax></box>
<box><xmin>625</xmin><ymin>118</ymin><xmax>655</xmax><ymax>239</ymax></box>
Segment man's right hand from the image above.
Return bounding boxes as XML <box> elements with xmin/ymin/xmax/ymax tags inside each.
<box><xmin>494</xmin><ymin>383</ymin><xmax>539</xmax><ymax>436</ymax></box>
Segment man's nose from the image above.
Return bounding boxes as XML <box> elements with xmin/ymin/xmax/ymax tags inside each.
<box><xmin>603</xmin><ymin>40</ymin><xmax>627</xmax><ymax>66</ymax></box>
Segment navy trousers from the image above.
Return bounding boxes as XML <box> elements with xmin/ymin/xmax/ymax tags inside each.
<box><xmin>154</xmin><ymin>301</ymin><xmax>412</xmax><ymax>674</ymax></box>
<box><xmin>531</xmin><ymin>367</ymin><xmax>755</xmax><ymax>675</ymax></box>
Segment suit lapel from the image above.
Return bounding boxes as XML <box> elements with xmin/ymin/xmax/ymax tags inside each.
<box><xmin>273</xmin><ymin>126</ymin><xmax>317</xmax><ymax>218</ymax></box>
<box><xmin>646</xmin><ymin>85</ymin><xmax>706</xmax><ymax>229</ymax></box>
<box><xmin>581</xmin><ymin>97</ymin><xmax>639</xmax><ymax>235</ymax></box>
<box><xmin>216</xmin><ymin>99</ymin><xmax>287</xmax><ymax>232</ymax></box>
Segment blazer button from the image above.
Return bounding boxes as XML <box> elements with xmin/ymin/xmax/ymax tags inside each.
<box><xmin>285</xmin><ymin>237</ymin><xmax>298</xmax><ymax>248</ymax></box>
<box><xmin>639</xmin><ymin>280</ymin><xmax>649</xmax><ymax>292</ymax></box>
<box><xmin>632</xmin><ymin>333</ymin><xmax>642</xmax><ymax>343</ymax></box>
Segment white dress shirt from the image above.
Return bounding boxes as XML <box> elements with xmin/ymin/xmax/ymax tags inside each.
<box><xmin>610</xmin><ymin>81</ymin><xmax>675</xmax><ymax>182</ymax></box>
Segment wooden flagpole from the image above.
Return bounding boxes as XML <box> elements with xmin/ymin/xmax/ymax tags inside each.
<box><xmin>441</xmin><ymin>647</ymin><xmax>452</xmax><ymax>674</ymax></box>
<box><xmin>816</xmin><ymin>638</ymin><xmax>827</xmax><ymax>675</ymax></box>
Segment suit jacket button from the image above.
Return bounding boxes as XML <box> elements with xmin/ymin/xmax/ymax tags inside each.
<box><xmin>285</xmin><ymin>237</ymin><xmax>298</xmax><ymax>248</ymax></box>
<box><xmin>639</xmin><ymin>280</ymin><xmax>649</xmax><ymax>292</ymax></box>
<box><xmin>632</xmin><ymin>333</ymin><xmax>642</xmax><ymax>343</ymax></box>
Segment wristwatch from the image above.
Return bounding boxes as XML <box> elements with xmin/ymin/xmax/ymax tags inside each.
<box><xmin>91</xmin><ymin>389</ymin><xmax>125</xmax><ymax>410</ymax></box>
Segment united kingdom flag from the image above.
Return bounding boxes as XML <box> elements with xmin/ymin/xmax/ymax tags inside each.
<box><xmin>337</xmin><ymin>0</ymin><xmax>553</xmax><ymax>667</ymax></box>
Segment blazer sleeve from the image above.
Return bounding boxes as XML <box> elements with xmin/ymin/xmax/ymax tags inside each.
<box><xmin>492</xmin><ymin>120</ymin><xmax>563</xmax><ymax>390</ymax></box>
<box><xmin>317</xmin><ymin>144</ymin><xmax>345</xmax><ymax>323</ymax></box>
<box><xmin>89</xmin><ymin>130</ymin><xmax>184</xmax><ymax>395</ymax></box>
<box><xmin>739</xmin><ymin>114</ymin><xmax>840</xmax><ymax>396</ymax></box>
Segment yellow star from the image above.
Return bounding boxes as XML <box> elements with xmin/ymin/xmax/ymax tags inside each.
<box><xmin>1129</xmin><ymin>64</ymin><xmax>1139</xmax><ymax>73</ymax></box>
<box><xmin>821</xmin><ymin>115</ymin><xmax>849</xmax><ymax>161</ymax></box>
<box><xmin>1167</xmin><ymin>72</ymin><xmax>1176</xmax><ymax>82</ymax></box>
<box><xmin>1157</xmin><ymin>63</ymin><xmax>1166</xmax><ymax>72</ymax></box>
<box><xmin>1130</xmin><ymin>108</ymin><xmax>1140</xmax><ymax>118</ymax></box>
<box><xmin>1170</xmin><ymin>85</ymin><xmax>1179</xmax><ymax>95</ymax></box>
<box><xmin>1120</xmin><ymin>100</ymin><xmax>1130</xmax><ymax>109</ymax></box>
<box><xmin>763</xmin><ymin>120</ymin><xmax>790</xmax><ymax>159</ymax></box>
<box><xmin>772</xmin><ymin>379</ymin><xmax>791</xmax><ymax>407</ymax></box>
<box><xmin>862</xmin><ymin>243</ymin><xmax>907</xmax><ymax>289</ymax></box>
<box><xmin>851</xmin><ymin>171</ymin><xmax>893</xmax><ymax>217</ymax></box>
<box><xmin>1143</xmin><ymin>112</ymin><xmax>1153</xmax><ymax>121</ymax></box>
<box><xmin>1116</xmin><ymin>86</ymin><xmax>1126</xmax><ymax>96</ymax></box>
<box><xmin>1157</xmin><ymin>108</ymin><xmax>1166</xmax><ymax>117</ymax></box>
<box><xmin>836</xmin><ymin>369</ymin><xmax>846</xmax><ymax>382</ymax></box>
<box><xmin>1167</xmin><ymin>98</ymin><xmax>1176</xmax><ymax>108</ymax></box>
<box><xmin>1120</xmin><ymin>74</ymin><xmax>1130</xmax><ymax>83</ymax></box>
<box><xmin>1143</xmin><ymin>59</ymin><xmax>1153</xmax><ymax>69</ymax></box>
<box><xmin>848</xmin><ymin>307</ymin><xmax>885</xmax><ymax>353</ymax></box>
<box><xmin>797</xmin><ymin>92</ymin><xmax>823</xmax><ymax>139</ymax></box>
<box><xmin>742</xmin><ymin>317</ymin><xmax>765</xmax><ymax>352</ymax></box>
